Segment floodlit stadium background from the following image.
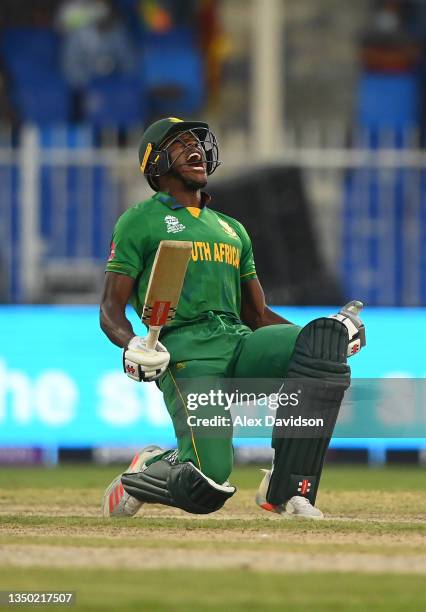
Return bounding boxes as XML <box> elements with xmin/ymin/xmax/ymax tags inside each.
<box><xmin>0</xmin><ymin>0</ymin><xmax>425</xmax><ymax>465</ymax></box>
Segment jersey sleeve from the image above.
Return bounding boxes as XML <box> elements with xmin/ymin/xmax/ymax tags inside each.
<box><xmin>105</xmin><ymin>208</ymin><xmax>148</xmax><ymax>279</ymax></box>
<box><xmin>238</xmin><ymin>222</ymin><xmax>257</xmax><ymax>283</ymax></box>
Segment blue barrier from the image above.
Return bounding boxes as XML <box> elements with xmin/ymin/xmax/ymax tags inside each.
<box><xmin>0</xmin><ymin>306</ymin><xmax>425</xmax><ymax>455</ymax></box>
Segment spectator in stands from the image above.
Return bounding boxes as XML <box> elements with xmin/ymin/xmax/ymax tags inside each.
<box><xmin>56</xmin><ymin>0</ymin><xmax>106</xmax><ymax>31</ymax></box>
<box><xmin>117</xmin><ymin>0</ymin><xmax>200</xmax><ymax>38</ymax></box>
<box><xmin>56</xmin><ymin>0</ymin><xmax>136</xmax><ymax>120</ymax></box>
<box><xmin>360</xmin><ymin>1</ymin><xmax>420</xmax><ymax>72</ymax></box>
<box><xmin>140</xmin><ymin>0</ymin><xmax>198</xmax><ymax>32</ymax></box>
<box><xmin>198</xmin><ymin>0</ymin><xmax>229</xmax><ymax>106</ymax></box>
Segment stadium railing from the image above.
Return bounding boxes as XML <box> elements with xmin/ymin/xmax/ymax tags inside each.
<box><xmin>1</xmin><ymin>122</ymin><xmax>426</xmax><ymax>305</ymax></box>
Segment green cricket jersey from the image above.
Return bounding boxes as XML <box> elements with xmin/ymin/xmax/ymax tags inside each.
<box><xmin>105</xmin><ymin>191</ymin><xmax>257</xmax><ymax>330</ymax></box>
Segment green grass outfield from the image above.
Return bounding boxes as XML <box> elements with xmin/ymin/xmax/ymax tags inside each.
<box><xmin>0</xmin><ymin>465</ymin><xmax>425</xmax><ymax>611</ymax></box>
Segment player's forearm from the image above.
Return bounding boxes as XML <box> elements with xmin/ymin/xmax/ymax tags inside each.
<box><xmin>262</xmin><ymin>306</ymin><xmax>293</xmax><ymax>326</ymax></box>
<box><xmin>99</xmin><ymin>302</ymin><xmax>135</xmax><ymax>348</ymax></box>
<box><xmin>241</xmin><ymin>279</ymin><xmax>293</xmax><ymax>329</ymax></box>
<box><xmin>244</xmin><ymin>305</ymin><xmax>293</xmax><ymax>330</ymax></box>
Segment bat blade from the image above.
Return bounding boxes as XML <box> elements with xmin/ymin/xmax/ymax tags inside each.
<box><xmin>142</xmin><ymin>240</ymin><xmax>192</xmax><ymax>348</ymax></box>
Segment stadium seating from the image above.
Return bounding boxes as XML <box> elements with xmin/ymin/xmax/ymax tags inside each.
<box><xmin>143</xmin><ymin>26</ymin><xmax>196</xmax><ymax>48</ymax></box>
<box><xmin>37</xmin><ymin>125</ymin><xmax>116</xmax><ymax>261</ymax></box>
<box><xmin>0</xmin><ymin>24</ymin><xmax>204</xmax><ymax>125</ymax></box>
<box><xmin>39</xmin><ymin>124</ymin><xmax>94</xmax><ymax>149</ymax></box>
<box><xmin>141</xmin><ymin>29</ymin><xmax>204</xmax><ymax>116</ymax></box>
<box><xmin>342</xmin><ymin>71</ymin><xmax>422</xmax><ymax>305</ymax></box>
<box><xmin>1</xmin><ymin>27</ymin><xmax>59</xmax><ymax>73</ymax></box>
<box><xmin>13</xmin><ymin>79</ymin><xmax>70</xmax><ymax>124</ymax></box>
<box><xmin>83</xmin><ymin>74</ymin><xmax>146</xmax><ymax>127</ymax></box>
<box><xmin>1</xmin><ymin>27</ymin><xmax>70</xmax><ymax>124</ymax></box>
<box><xmin>358</xmin><ymin>72</ymin><xmax>419</xmax><ymax>131</ymax></box>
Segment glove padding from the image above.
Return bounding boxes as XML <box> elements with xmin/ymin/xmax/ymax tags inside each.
<box><xmin>329</xmin><ymin>300</ymin><xmax>366</xmax><ymax>357</ymax></box>
<box><xmin>123</xmin><ymin>336</ymin><xmax>170</xmax><ymax>382</ymax></box>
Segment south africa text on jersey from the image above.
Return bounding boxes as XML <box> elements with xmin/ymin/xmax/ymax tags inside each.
<box><xmin>191</xmin><ymin>241</ymin><xmax>240</xmax><ymax>269</ymax></box>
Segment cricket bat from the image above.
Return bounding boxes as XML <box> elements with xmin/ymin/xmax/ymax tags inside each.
<box><xmin>142</xmin><ymin>240</ymin><xmax>192</xmax><ymax>350</ymax></box>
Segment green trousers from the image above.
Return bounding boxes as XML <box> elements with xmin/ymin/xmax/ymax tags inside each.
<box><xmin>158</xmin><ymin>313</ymin><xmax>301</xmax><ymax>484</ymax></box>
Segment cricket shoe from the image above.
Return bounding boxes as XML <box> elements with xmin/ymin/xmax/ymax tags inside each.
<box><xmin>255</xmin><ymin>469</ymin><xmax>323</xmax><ymax>520</ymax></box>
<box><xmin>102</xmin><ymin>445</ymin><xmax>164</xmax><ymax>518</ymax></box>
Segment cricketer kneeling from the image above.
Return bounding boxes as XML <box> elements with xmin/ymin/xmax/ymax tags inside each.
<box><xmin>100</xmin><ymin>117</ymin><xmax>366</xmax><ymax>519</ymax></box>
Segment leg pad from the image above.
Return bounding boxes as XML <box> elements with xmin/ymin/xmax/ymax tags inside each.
<box><xmin>122</xmin><ymin>458</ymin><xmax>236</xmax><ymax>515</ymax></box>
<box><xmin>268</xmin><ymin>318</ymin><xmax>350</xmax><ymax>505</ymax></box>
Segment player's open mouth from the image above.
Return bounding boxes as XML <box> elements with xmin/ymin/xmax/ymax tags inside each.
<box><xmin>186</xmin><ymin>151</ymin><xmax>206</xmax><ymax>171</ymax></box>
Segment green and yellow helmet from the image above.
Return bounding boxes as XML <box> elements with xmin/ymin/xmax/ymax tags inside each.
<box><xmin>138</xmin><ymin>117</ymin><xmax>221</xmax><ymax>190</ymax></box>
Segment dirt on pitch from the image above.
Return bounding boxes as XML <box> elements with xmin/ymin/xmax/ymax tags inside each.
<box><xmin>1</xmin><ymin>543</ymin><xmax>425</xmax><ymax>574</ymax></box>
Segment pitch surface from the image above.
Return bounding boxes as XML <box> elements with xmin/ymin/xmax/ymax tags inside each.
<box><xmin>0</xmin><ymin>465</ymin><xmax>425</xmax><ymax>610</ymax></box>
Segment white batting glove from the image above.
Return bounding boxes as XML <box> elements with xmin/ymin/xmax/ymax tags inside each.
<box><xmin>329</xmin><ymin>300</ymin><xmax>366</xmax><ymax>357</ymax></box>
<box><xmin>123</xmin><ymin>336</ymin><xmax>170</xmax><ymax>382</ymax></box>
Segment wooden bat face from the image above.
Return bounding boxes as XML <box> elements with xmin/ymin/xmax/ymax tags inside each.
<box><xmin>142</xmin><ymin>240</ymin><xmax>192</xmax><ymax>328</ymax></box>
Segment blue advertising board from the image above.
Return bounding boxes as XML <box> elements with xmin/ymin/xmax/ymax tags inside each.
<box><xmin>0</xmin><ymin>306</ymin><xmax>425</xmax><ymax>450</ymax></box>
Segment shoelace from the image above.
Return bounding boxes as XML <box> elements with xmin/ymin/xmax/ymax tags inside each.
<box><xmin>294</xmin><ymin>496</ymin><xmax>312</xmax><ymax>506</ymax></box>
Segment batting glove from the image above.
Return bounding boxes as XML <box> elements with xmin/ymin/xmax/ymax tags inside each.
<box><xmin>329</xmin><ymin>300</ymin><xmax>366</xmax><ymax>357</ymax></box>
<box><xmin>123</xmin><ymin>336</ymin><xmax>170</xmax><ymax>382</ymax></box>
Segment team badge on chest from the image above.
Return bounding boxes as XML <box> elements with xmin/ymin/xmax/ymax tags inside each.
<box><xmin>164</xmin><ymin>215</ymin><xmax>186</xmax><ymax>234</ymax></box>
<box><xmin>218</xmin><ymin>218</ymin><xmax>238</xmax><ymax>239</ymax></box>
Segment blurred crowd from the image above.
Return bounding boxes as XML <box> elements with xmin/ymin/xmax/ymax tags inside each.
<box><xmin>0</xmin><ymin>0</ymin><xmax>226</xmax><ymax>128</ymax></box>
<box><xmin>360</xmin><ymin>0</ymin><xmax>426</xmax><ymax>142</ymax></box>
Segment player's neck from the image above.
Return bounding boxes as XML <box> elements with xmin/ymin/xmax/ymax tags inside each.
<box><xmin>165</xmin><ymin>185</ymin><xmax>202</xmax><ymax>208</ymax></box>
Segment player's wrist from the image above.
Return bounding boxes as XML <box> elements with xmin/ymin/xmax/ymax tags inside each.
<box><xmin>126</xmin><ymin>335</ymin><xmax>139</xmax><ymax>348</ymax></box>
<box><xmin>123</xmin><ymin>334</ymin><xmax>137</xmax><ymax>349</ymax></box>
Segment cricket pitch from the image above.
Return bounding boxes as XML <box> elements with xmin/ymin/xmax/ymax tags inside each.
<box><xmin>0</xmin><ymin>465</ymin><xmax>425</xmax><ymax>611</ymax></box>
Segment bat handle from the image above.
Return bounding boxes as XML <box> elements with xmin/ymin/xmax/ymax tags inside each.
<box><xmin>146</xmin><ymin>326</ymin><xmax>161</xmax><ymax>351</ymax></box>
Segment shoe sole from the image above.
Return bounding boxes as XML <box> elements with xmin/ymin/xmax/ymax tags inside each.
<box><xmin>102</xmin><ymin>475</ymin><xmax>128</xmax><ymax>518</ymax></box>
<box><xmin>255</xmin><ymin>492</ymin><xmax>324</xmax><ymax>520</ymax></box>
